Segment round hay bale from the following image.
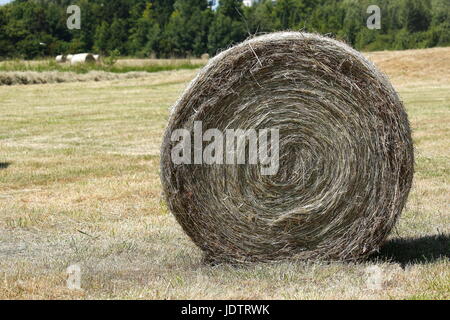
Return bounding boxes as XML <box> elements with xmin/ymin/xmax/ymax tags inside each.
<box><xmin>70</xmin><ymin>53</ymin><xmax>96</xmax><ymax>65</ymax></box>
<box><xmin>66</xmin><ymin>54</ymin><xmax>74</xmax><ymax>61</ymax></box>
<box><xmin>55</xmin><ymin>55</ymin><xmax>66</xmax><ymax>63</ymax></box>
<box><xmin>160</xmin><ymin>32</ymin><xmax>414</xmax><ymax>264</ymax></box>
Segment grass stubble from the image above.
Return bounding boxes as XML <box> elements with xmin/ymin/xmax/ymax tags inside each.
<box><xmin>0</xmin><ymin>48</ymin><xmax>448</xmax><ymax>299</ymax></box>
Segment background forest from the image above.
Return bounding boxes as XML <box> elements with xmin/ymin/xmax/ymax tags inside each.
<box><xmin>0</xmin><ymin>0</ymin><xmax>448</xmax><ymax>59</ymax></box>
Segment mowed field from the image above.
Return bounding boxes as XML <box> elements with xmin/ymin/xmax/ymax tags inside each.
<box><xmin>0</xmin><ymin>47</ymin><xmax>449</xmax><ymax>299</ymax></box>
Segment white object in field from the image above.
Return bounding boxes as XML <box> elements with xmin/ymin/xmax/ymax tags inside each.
<box><xmin>70</xmin><ymin>53</ymin><xmax>96</xmax><ymax>65</ymax></box>
<box><xmin>93</xmin><ymin>54</ymin><xmax>101</xmax><ymax>62</ymax></box>
<box><xmin>55</xmin><ymin>55</ymin><xmax>66</xmax><ymax>63</ymax></box>
<box><xmin>366</xmin><ymin>266</ymin><xmax>384</xmax><ymax>290</ymax></box>
<box><xmin>66</xmin><ymin>54</ymin><xmax>73</xmax><ymax>60</ymax></box>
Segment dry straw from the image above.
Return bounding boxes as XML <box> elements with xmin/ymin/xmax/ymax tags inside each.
<box><xmin>160</xmin><ymin>32</ymin><xmax>414</xmax><ymax>264</ymax></box>
<box><xmin>0</xmin><ymin>71</ymin><xmax>150</xmax><ymax>86</ymax></box>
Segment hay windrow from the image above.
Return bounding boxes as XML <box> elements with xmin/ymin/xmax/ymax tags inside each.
<box><xmin>160</xmin><ymin>32</ymin><xmax>414</xmax><ymax>264</ymax></box>
<box><xmin>0</xmin><ymin>71</ymin><xmax>151</xmax><ymax>86</ymax></box>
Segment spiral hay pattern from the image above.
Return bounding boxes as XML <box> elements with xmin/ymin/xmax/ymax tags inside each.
<box><xmin>160</xmin><ymin>32</ymin><xmax>414</xmax><ymax>264</ymax></box>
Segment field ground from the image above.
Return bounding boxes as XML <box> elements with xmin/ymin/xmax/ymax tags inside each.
<box><xmin>0</xmin><ymin>48</ymin><xmax>449</xmax><ymax>299</ymax></box>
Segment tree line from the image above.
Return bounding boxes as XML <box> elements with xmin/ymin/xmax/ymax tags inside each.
<box><xmin>0</xmin><ymin>0</ymin><xmax>448</xmax><ymax>59</ymax></box>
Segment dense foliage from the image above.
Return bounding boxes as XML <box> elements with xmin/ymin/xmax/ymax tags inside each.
<box><xmin>0</xmin><ymin>0</ymin><xmax>448</xmax><ymax>59</ymax></box>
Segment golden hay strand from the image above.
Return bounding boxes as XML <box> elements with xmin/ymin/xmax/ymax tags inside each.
<box><xmin>160</xmin><ymin>32</ymin><xmax>414</xmax><ymax>264</ymax></box>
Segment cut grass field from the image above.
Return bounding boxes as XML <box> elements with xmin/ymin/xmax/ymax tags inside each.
<box><xmin>0</xmin><ymin>48</ymin><xmax>449</xmax><ymax>299</ymax></box>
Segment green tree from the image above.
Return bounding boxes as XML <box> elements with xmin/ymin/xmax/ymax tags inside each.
<box><xmin>163</xmin><ymin>0</ymin><xmax>212</xmax><ymax>57</ymax></box>
<box><xmin>154</xmin><ymin>0</ymin><xmax>176</xmax><ymax>26</ymax></box>
<box><xmin>401</xmin><ymin>0</ymin><xmax>432</xmax><ymax>33</ymax></box>
<box><xmin>94</xmin><ymin>21</ymin><xmax>111</xmax><ymax>54</ymax></box>
<box><xmin>218</xmin><ymin>0</ymin><xmax>243</xmax><ymax>20</ymax></box>
<box><xmin>208</xmin><ymin>0</ymin><xmax>247</xmax><ymax>54</ymax></box>
<box><xmin>273</xmin><ymin>0</ymin><xmax>302</xmax><ymax>30</ymax></box>
<box><xmin>129</xmin><ymin>2</ymin><xmax>162</xmax><ymax>57</ymax></box>
<box><xmin>208</xmin><ymin>13</ymin><xmax>246</xmax><ymax>55</ymax></box>
<box><xmin>109</xmin><ymin>18</ymin><xmax>128</xmax><ymax>55</ymax></box>
<box><xmin>0</xmin><ymin>7</ymin><xmax>13</xmax><ymax>57</ymax></box>
<box><xmin>242</xmin><ymin>0</ymin><xmax>276</xmax><ymax>34</ymax></box>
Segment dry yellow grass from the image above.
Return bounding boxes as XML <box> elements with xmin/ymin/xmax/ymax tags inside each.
<box><xmin>366</xmin><ymin>47</ymin><xmax>450</xmax><ymax>87</ymax></box>
<box><xmin>0</xmin><ymin>48</ymin><xmax>448</xmax><ymax>300</ymax></box>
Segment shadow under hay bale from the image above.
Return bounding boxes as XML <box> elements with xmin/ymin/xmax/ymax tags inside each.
<box><xmin>372</xmin><ymin>234</ymin><xmax>450</xmax><ymax>267</ymax></box>
<box><xmin>0</xmin><ymin>162</ymin><xmax>11</xmax><ymax>170</ymax></box>
<box><xmin>160</xmin><ymin>32</ymin><xmax>415</xmax><ymax>264</ymax></box>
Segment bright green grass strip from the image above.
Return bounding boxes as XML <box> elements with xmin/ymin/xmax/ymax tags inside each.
<box><xmin>0</xmin><ymin>60</ymin><xmax>204</xmax><ymax>74</ymax></box>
